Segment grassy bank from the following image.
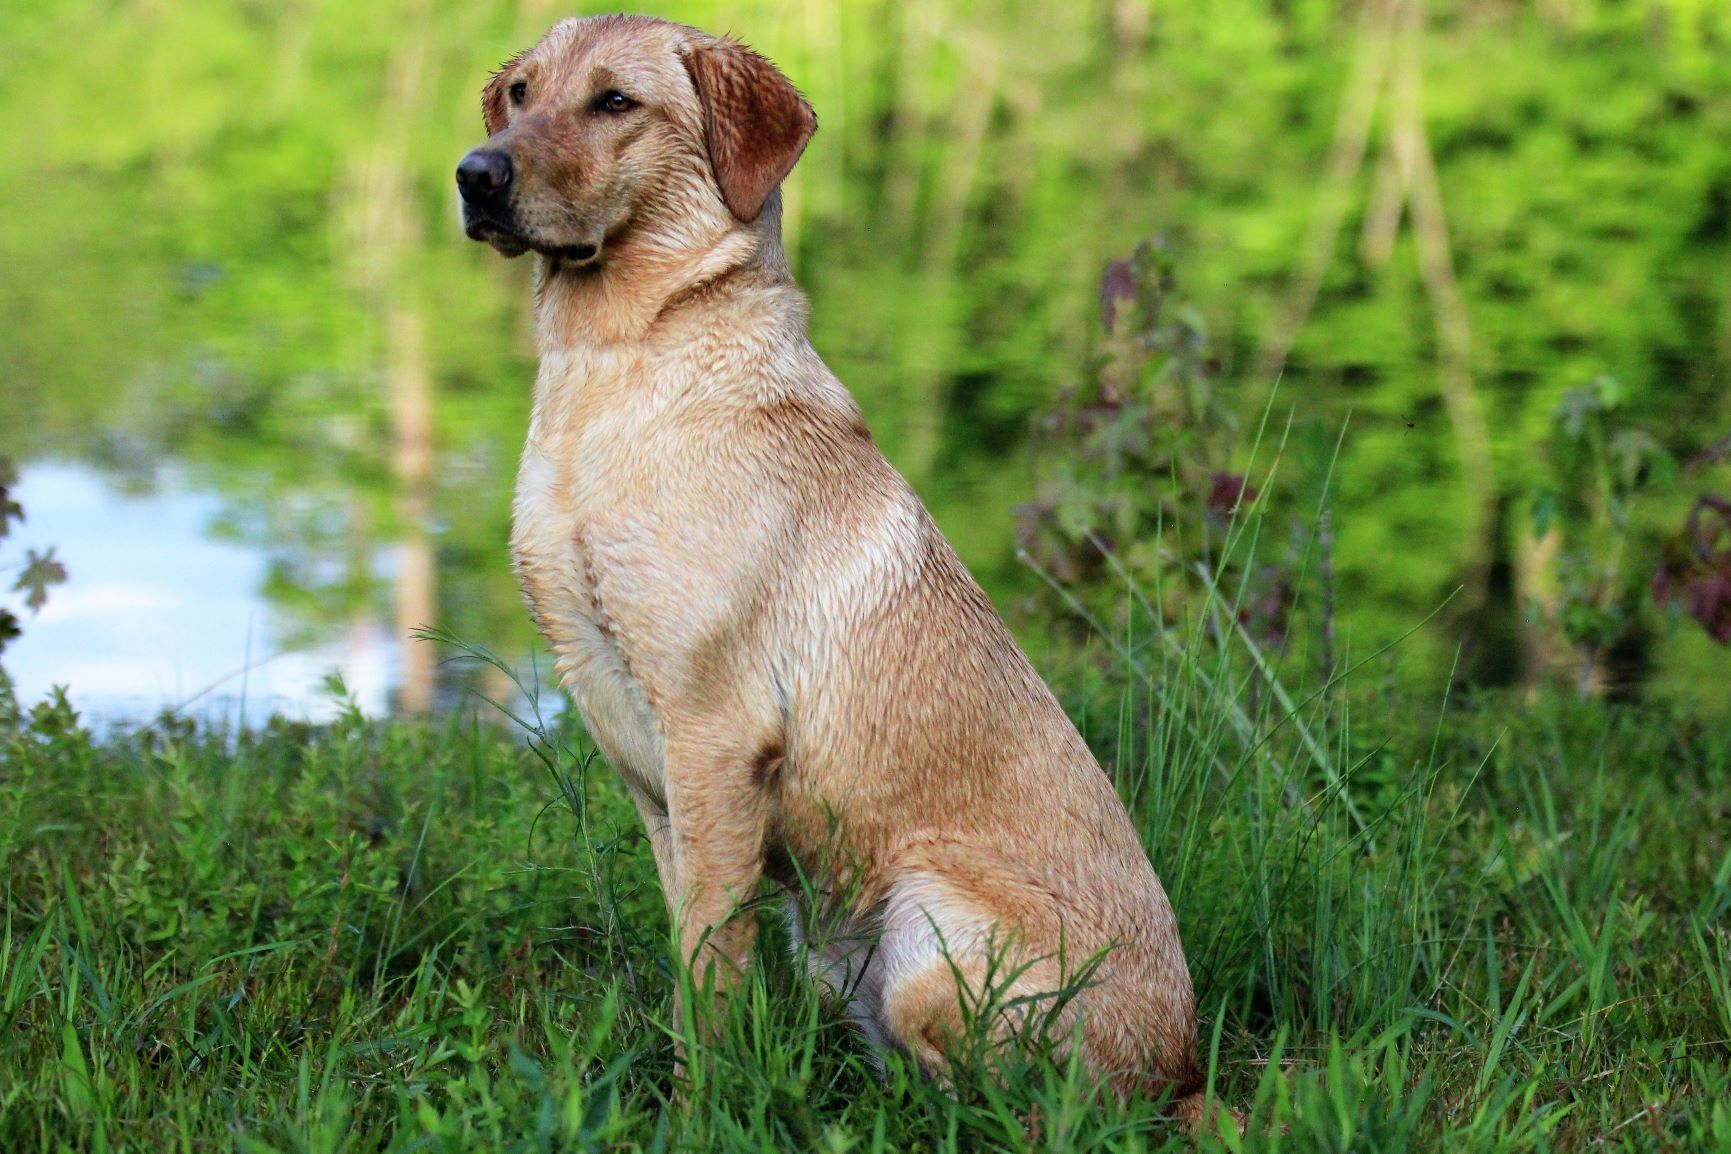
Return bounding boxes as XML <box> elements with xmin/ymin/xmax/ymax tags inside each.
<box><xmin>2</xmin><ymin>656</ymin><xmax>1729</xmax><ymax>1151</ymax></box>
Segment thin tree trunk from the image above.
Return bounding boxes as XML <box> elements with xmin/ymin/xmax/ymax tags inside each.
<box><xmin>779</xmin><ymin>0</ymin><xmax>847</xmax><ymax>274</ymax></box>
<box><xmin>1359</xmin><ymin>137</ymin><xmax>1407</xmax><ymax>267</ymax></box>
<box><xmin>1255</xmin><ymin>0</ymin><xmax>1400</xmax><ymax>387</ymax></box>
<box><xmin>900</xmin><ymin>35</ymin><xmax>1000</xmax><ymax>482</ymax></box>
<box><xmin>1515</xmin><ymin>524</ymin><xmax>1565</xmax><ymax>687</ymax></box>
<box><xmin>372</xmin><ymin>1</ymin><xmax>437</xmax><ymax>712</ymax></box>
<box><xmin>1389</xmin><ymin>0</ymin><xmax>1495</xmax><ymax>583</ymax></box>
<box><xmin>389</xmin><ymin>302</ymin><xmax>436</xmax><ymax>713</ymax></box>
<box><xmin>878</xmin><ymin>0</ymin><xmax>940</xmax><ymax>246</ymax></box>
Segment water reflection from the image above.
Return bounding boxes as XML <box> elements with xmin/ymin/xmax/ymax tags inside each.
<box><xmin>7</xmin><ymin>462</ymin><xmax>414</xmax><ymax>724</ymax></box>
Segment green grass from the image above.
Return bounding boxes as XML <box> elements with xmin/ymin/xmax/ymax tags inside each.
<box><xmin>3</xmin><ymin>628</ymin><xmax>1730</xmax><ymax>1152</ymax></box>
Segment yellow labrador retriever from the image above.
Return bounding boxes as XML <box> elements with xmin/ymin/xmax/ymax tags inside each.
<box><xmin>458</xmin><ymin>13</ymin><xmax>1206</xmax><ymax>1122</ymax></box>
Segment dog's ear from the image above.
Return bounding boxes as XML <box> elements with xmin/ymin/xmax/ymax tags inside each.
<box><xmin>682</xmin><ymin>38</ymin><xmax>817</xmax><ymax>223</ymax></box>
<box><xmin>481</xmin><ymin>52</ymin><xmax>527</xmax><ymax>136</ymax></box>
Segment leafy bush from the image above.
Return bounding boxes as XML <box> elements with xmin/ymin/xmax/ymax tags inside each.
<box><xmin>0</xmin><ymin>457</ymin><xmax>67</xmax><ymax>695</ymax></box>
<box><xmin>1528</xmin><ymin>381</ymin><xmax>1731</xmax><ymax>696</ymax></box>
<box><xmin>1015</xmin><ymin>242</ymin><xmax>1299</xmax><ymax>657</ymax></box>
<box><xmin>1528</xmin><ymin>376</ymin><xmax>1676</xmax><ymax>693</ymax></box>
<box><xmin>1653</xmin><ymin>444</ymin><xmax>1731</xmax><ymax>646</ymax></box>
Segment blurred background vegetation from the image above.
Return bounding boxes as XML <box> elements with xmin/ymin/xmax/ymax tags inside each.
<box><xmin>1</xmin><ymin>0</ymin><xmax>1728</xmax><ymax>716</ymax></box>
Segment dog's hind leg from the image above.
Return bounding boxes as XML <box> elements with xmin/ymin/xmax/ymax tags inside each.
<box><xmin>869</xmin><ymin>871</ymin><xmax>1070</xmax><ymax>1081</ymax></box>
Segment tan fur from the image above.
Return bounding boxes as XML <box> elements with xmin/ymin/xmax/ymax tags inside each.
<box><xmin>461</xmin><ymin>13</ymin><xmax>1205</xmax><ymax>1120</ymax></box>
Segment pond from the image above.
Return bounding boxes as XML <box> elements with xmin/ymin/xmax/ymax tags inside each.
<box><xmin>5</xmin><ymin>462</ymin><xmax>397</xmax><ymax>723</ymax></box>
<box><xmin>3</xmin><ymin>0</ymin><xmax>1727</xmax><ymax>723</ymax></box>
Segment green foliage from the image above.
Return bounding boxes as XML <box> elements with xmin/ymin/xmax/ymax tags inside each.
<box><xmin>1653</xmin><ymin>448</ymin><xmax>1731</xmax><ymax>646</ymax></box>
<box><xmin>1016</xmin><ymin>242</ymin><xmax>1324</xmax><ymax>700</ymax></box>
<box><xmin>1020</xmin><ymin>242</ymin><xmax>1246</xmax><ymax>625</ymax></box>
<box><xmin>1529</xmin><ymin>375</ymin><xmax>1678</xmax><ymax>688</ymax></box>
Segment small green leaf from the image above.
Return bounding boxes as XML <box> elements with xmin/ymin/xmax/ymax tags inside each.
<box><xmin>1591</xmin><ymin>373</ymin><xmax>1627</xmax><ymax>410</ymax></box>
<box><xmin>0</xmin><ymin>456</ymin><xmax>21</xmax><ymax>541</ymax></box>
<box><xmin>1553</xmin><ymin>386</ymin><xmax>1598</xmax><ymax>438</ymax></box>
<box><xmin>14</xmin><ymin>547</ymin><xmax>68</xmax><ymax>613</ymax></box>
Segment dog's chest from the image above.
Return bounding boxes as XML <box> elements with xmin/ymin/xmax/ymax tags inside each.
<box><xmin>510</xmin><ymin>352</ymin><xmax>667</xmax><ymax>802</ymax></box>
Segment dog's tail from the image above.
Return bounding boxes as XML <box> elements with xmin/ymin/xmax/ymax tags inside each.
<box><xmin>1170</xmin><ymin>1088</ymin><xmax>1245</xmax><ymax>1136</ymax></box>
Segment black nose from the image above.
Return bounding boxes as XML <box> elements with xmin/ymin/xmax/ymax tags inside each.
<box><xmin>456</xmin><ymin>149</ymin><xmax>512</xmax><ymax>204</ymax></box>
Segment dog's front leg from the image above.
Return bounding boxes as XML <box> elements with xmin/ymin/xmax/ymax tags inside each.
<box><xmin>662</xmin><ymin>729</ymin><xmax>770</xmax><ymax>1013</ymax></box>
<box><xmin>627</xmin><ymin>784</ymin><xmax>686</xmax><ymax>937</ymax></box>
<box><xmin>627</xmin><ymin>783</ymin><xmax>708</xmax><ymax>1070</ymax></box>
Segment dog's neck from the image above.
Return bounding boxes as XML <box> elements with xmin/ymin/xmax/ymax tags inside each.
<box><xmin>531</xmin><ymin>193</ymin><xmax>798</xmax><ymax>353</ymax></box>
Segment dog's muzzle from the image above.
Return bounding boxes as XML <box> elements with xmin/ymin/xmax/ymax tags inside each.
<box><xmin>455</xmin><ymin>147</ymin><xmax>601</xmax><ymax>268</ymax></box>
<box><xmin>457</xmin><ymin>147</ymin><xmax>525</xmax><ymax>249</ymax></box>
<box><xmin>456</xmin><ymin>148</ymin><xmax>513</xmax><ymax>207</ymax></box>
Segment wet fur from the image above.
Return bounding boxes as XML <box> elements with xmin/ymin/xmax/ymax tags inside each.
<box><xmin>463</xmin><ymin>12</ymin><xmax>1208</xmax><ymax>1124</ymax></box>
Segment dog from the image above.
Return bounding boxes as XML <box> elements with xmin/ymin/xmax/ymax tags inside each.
<box><xmin>457</xmin><ymin>13</ymin><xmax>1208</xmax><ymax>1124</ymax></box>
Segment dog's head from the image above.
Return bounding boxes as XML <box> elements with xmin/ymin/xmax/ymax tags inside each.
<box><xmin>457</xmin><ymin>15</ymin><xmax>816</xmax><ymax>269</ymax></box>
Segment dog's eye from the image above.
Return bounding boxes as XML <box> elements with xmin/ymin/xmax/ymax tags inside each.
<box><xmin>594</xmin><ymin>90</ymin><xmax>637</xmax><ymax>114</ymax></box>
<box><xmin>508</xmin><ymin>81</ymin><xmax>527</xmax><ymax>105</ymax></box>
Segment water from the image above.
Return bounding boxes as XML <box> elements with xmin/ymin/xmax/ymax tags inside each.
<box><xmin>4</xmin><ymin>462</ymin><xmax>396</xmax><ymax>725</ymax></box>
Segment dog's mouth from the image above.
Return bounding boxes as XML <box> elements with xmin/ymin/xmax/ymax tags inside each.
<box><xmin>463</xmin><ymin>209</ymin><xmax>603</xmax><ymax>269</ymax></box>
<box><xmin>462</xmin><ymin>210</ymin><xmax>531</xmax><ymax>258</ymax></box>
